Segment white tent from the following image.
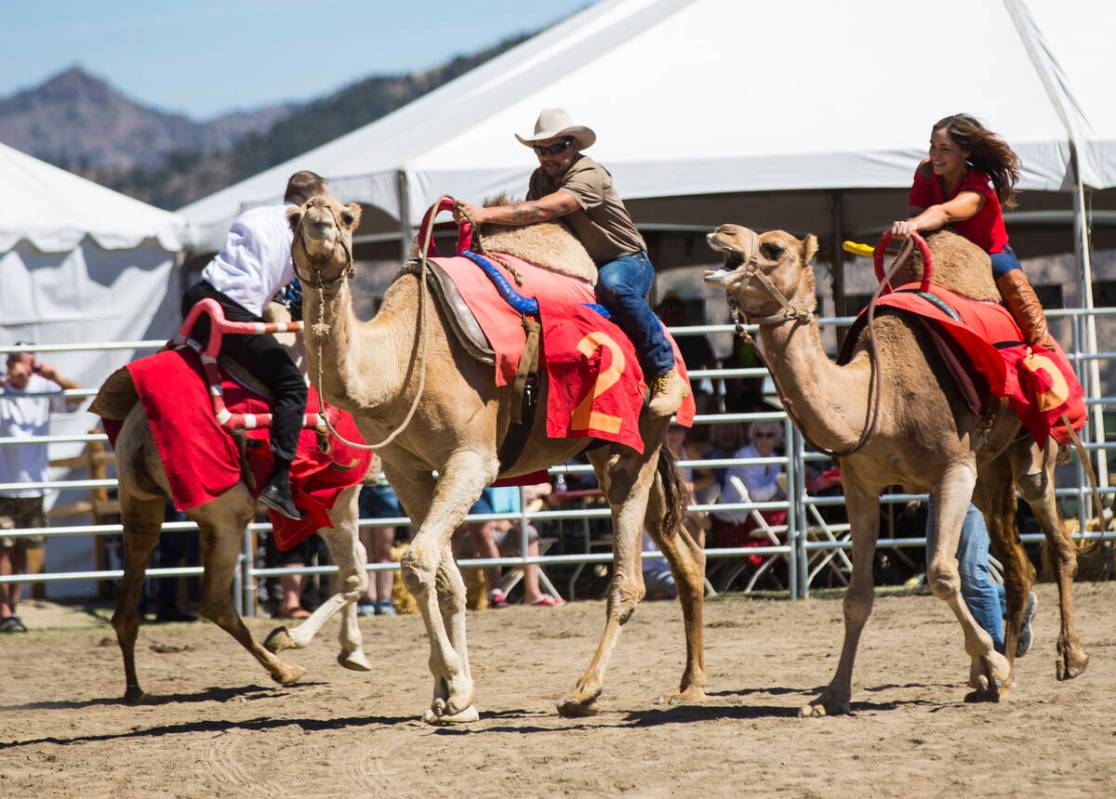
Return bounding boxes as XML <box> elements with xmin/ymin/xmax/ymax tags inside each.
<box><xmin>181</xmin><ymin>0</ymin><xmax>1113</xmax><ymax>256</ymax></box>
<box><xmin>1</xmin><ymin>143</ymin><xmax>190</xmax><ymax>595</ymax></box>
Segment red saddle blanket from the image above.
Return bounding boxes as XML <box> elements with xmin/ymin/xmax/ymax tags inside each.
<box><xmin>103</xmin><ymin>348</ymin><xmax>373</xmax><ymax>551</ymax></box>
<box><xmin>429</xmin><ymin>252</ymin><xmax>696</xmax><ymax>454</ymax></box>
<box><xmin>850</xmin><ymin>283</ymin><xmax>1084</xmax><ymax>447</ymax></box>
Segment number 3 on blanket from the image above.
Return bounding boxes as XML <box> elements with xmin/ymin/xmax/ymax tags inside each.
<box><xmin>571</xmin><ymin>332</ymin><xmax>625</xmax><ymax>435</ymax></box>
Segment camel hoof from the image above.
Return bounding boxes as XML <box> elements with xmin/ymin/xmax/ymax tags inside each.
<box><xmin>264</xmin><ymin>626</ymin><xmax>297</xmax><ymax>654</ymax></box>
<box><xmin>123</xmin><ymin>688</ymin><xmax>146</xmax><ymax>705</ymax></box>
<box><xmin>798</xmin><ymin>696</ymin><xmax>850</xmax><ymax>718</ymax></box>
<box><xmin>270</xmin><ymin>663</ymin><xmax>306</xmax><ymax>686</ymax></box>
<box><xmin>657</xmin><ymin>685</ymin><xmax>708</xmax><ymax>706</ymax></box>
<box><xmin>422</xmin><ymin>703</ymin><xmax>479</xmax><ymax>725</ymax></box>
<box><xmin>1056</xmin><ymin>646</ymin><xmax>1089</xmax><ymax>681</ymax></box>
<box><xmin>557</xmin><ymin>695</ymin><xmax>600</xmax><ymax>718</ymax></box>
<box><xmin>338</xmin><ymin>650</ymin><xmax>372</xmax><ymax>672</ymax></box>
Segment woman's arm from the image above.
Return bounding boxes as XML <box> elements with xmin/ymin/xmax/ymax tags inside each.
<box><xmin>890</xmin><ymin>191</ymin><xmax>983</xmax><ymax>239</ymax></box>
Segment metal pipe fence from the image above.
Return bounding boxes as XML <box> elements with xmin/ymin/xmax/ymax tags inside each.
<box><xmin>3</xmin><ymin>308</ymin><xmax>1115</xmax><ymax>612</ymax></box>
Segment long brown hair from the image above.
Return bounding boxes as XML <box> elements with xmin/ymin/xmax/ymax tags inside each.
<box><xmin>933</xmin><ymin>114</ymin><xmax>1021</xmax><ymax>209</ymax></box>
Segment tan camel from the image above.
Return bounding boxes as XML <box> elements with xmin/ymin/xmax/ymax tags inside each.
<box><xmin>93</xmin><ymin>303</ymin><xmax>372</xmax><ymax>703</ymax></box>
<box><xmin>290</xmin><ymin>194</ymin><xmax>707</xmax><ymax>723</ymax></box>
<box><xmin>704</xmin><ymin>225</ymin><xmax>1088</xmax><ymax>715</ymax></box>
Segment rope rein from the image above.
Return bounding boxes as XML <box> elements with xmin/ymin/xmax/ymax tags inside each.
<box><xmin>292</xmin><ymin>197</ymin><xmax>441</xmax><ymax>452</ymax></box>
<box><xmin>722</xmin><ymin>233</ymin><xmax>914</xmax><ymax>458</ymax></box>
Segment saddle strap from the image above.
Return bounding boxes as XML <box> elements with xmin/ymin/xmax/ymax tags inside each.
<box><xmin>512</xmin><ymin>316</ymin><xmax>542</xmax><ymax>425</ymax></box>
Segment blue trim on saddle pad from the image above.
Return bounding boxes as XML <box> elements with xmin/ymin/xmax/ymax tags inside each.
<box><xmin>582</xmin><ymin>302</ymin><xmax>612</xmax><ymax>319</ymax></box>
<box><xmin>896</xmin><ymin>288</ymin><xmax>962</xmax><ymax>322</ymax></box>
<box><xmin>460</xmin><ymin>250</ymin><xmax>539</xmax><ymax>315</ymax></box>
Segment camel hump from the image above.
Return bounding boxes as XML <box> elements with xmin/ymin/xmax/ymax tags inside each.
<box><xmin>891</xmin><ymin>230</ymin><xmax>1000</xmax><ymax>301</ymax></box>
<box><xmin>480</xmin><ymin>222</ymin><xmax>598</xmax><ymax>286</ymax></box>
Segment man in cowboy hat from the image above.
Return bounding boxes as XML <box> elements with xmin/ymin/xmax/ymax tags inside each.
<box><xmin>454</xmin><ymin>108</ymin><xmax>687</xmax><ymax>416</ymax></box>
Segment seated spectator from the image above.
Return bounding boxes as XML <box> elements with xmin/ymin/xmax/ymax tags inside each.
<box><xmin>458</xmin><ymin>485</ymin><xmax>561</xmax><ymax>609</ymax></box>
<box><xmin>641</xmin><ymin>531</ymin><xmax>677</xmax><ymax>600</ymax></box>
<box><xmin>703</xmin><ymin>421</ymin><xmax>747</xmax><ymax>495</ymax></box>
<box><xmin>711</xmin><ymin>420</ymin><xmax>787</xmax><ymax>565</ymax></box>
<box><xmin>357</xmin><ymin>466</ymin><xmax>403</xmax><ymax>617</ymax></box>
<box><xmin>721</xmin><ymin>335</ymin><xmax>768</xmax><ymax>413</ymax></box>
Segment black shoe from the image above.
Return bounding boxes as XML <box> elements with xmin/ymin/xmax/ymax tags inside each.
<box><xmin>0</xmin><ymin>616</ymin><xmax>27</xmax><ymax>633</ymax></box>
<box><xmin>259</xmin><ymin>478</ymin><xmax>301</xmax><ymax>521</ymax></box>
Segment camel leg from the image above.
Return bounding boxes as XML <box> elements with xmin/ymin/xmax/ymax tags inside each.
<box><xmin>925</xmin><ymin>465</ymin><xmax>1011</xmax><ymax>702</ymax></box>
<box><xmin>972</xmin><ymin>457</ymin><xmax>1030</xmax><ymax>699</ymax></box>
<box><xmin>111</xmin><ymin>494</ymin><xmax>164</xmax><ymax>704</ymax></box>
<box><xmin>645</xmin><ymin>456</ymin><xmax>707</xmax><ymax>705</ymax></box>
<box><xmin>394</xmin><ymin>453</ymin><xmax>491</xmax><ymax>724</ymax></box>
<box><xmin>1010</xmin><ymin>439</ymin><xmax>1089</xmax><ymax>680</ymax></box>
<box><xmin>800</xmin><ymin>479</ymin><xmax>880</xmax><ymax>717</ymax></box>
<box><xmin>557</xmin><ymin>440</ymin><xmax>662</xmax><ymax>717</ymax></box>
<box><xmin>264</xmin><ymin>488</ymin><xmax>372</xmax><ymax>671</ymax></box>
<box><xmin>193</xmin><ymin>500</ymin><xmax>306</xmax><ymax>686</ymax></box>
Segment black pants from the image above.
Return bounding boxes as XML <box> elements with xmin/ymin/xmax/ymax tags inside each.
<box><xmin>182</xmin><ymin>281</ymin><xmax>307</xmax><ymax>462</ymax></box>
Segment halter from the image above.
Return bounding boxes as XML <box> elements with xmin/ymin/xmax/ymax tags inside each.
<box><xmin>291</xmin><ymin>200</ymin><xmax>356</xmax><ymax>290</ymax></box>
<box><xmin>714</xmin><ymin>229</ymin><xmax>814</xmax><ymax>340</ymax></box>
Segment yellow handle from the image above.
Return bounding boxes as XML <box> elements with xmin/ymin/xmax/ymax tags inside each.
<box><xmin>842</xmin><ymin>240</ymin><xmax>875</xmax><ymax>258</ymax></box>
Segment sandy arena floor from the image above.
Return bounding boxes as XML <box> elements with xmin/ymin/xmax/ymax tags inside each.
<box><xmin>1</xmin><ymin>582</ymin><xmax>1114</xmax><ymax>798</ymax></box>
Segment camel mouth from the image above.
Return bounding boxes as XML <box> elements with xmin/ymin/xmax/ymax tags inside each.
<box><xmin>703</xmin><ymin>232</ymin><xmax>744</xmax><ymax>284</ymax></box>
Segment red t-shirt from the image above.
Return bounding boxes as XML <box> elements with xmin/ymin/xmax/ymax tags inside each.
<box><xmin>908</xmin><ymin>163</ymin><xmax>1009</xmax><ymax>254</ymax></box>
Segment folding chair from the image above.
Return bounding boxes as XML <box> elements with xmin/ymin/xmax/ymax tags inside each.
<box><xmin>712</xmin><ymin>476</ymin><xmax>790</xmax><ymax>593</ymax></box>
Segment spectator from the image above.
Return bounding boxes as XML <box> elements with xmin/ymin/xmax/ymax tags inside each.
<box><xmin>263</xmin><ymin>530</ymin><xmax>321</xmax><ymax>618</ymax></box>
<box><xmin>712</xmin><ymin>420</ymin><xmax>787</xmax><ymax>566</ymax></box>
<box><xmin>657</xmin><ymin>292</ymin><xmax>717</xmax><ymax>439</ymax></box>
<box><xmin>461</xmin><ymin>485</ymin><xmax>561</xmax><ymax>609</ymax></box>
<box><xmin>722</xmin><ymin>336</ymin><xmax>768</xmax><ymax>413</ymax></box>
<box><xmin>0</xmin><ymin>344</ymin><xmax>81</xmax><ymax>633</ymax></box>
<box><xmin>357</xmin><ymin>466</ymin><xmax>403</xmax><ymax>617</ymax></box>
<box><xmin>704</xmin><ymin>422</ymin><xmax>746</xmax><ymax>495</ymax></box>
<box><xmin>153</xmin><ymin>502</ymin><xmax>199</xmax><ymax>623</ymax></box>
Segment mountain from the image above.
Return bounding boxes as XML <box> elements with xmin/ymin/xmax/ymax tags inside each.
<box><xmin>0</xmin><ymin>67</ymin><xmax>295</xmax><ymax>172</ymax></box>
<box><xmin>0</xmin><ymin>30</ymin><xmax>530</xmax><ymax>210</ymax></box>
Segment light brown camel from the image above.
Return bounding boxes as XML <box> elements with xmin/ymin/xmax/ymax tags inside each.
<box><xmin>704</xmin><ymin>225</ymin><xmax>1088</xmax><ymax>715</ymax></box>
<box><xmin>289</xmin><ymin>194</ymin><xmax>707</xmax><ymax>723</ymax></box>
<box><xmin>92</xmin><ymin>304</ymin><xmax>372</xmax><ymax>703</ymax></box>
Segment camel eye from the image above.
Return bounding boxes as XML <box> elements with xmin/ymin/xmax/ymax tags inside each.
<box><xmin>341</xmin><ymin>212</ymin><xmax>355</xmax><ymax>226</ymax></box>
<box><xmin>760</xmin><ymin>242</ymin><xmax>784</xmax><ymax>260</ymax></box>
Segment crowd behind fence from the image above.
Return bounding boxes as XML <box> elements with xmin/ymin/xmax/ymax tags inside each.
<box><xmin>3</xmin><ymin>307</ymin><xmax>1115</xmax><ymax>617</ymax></box>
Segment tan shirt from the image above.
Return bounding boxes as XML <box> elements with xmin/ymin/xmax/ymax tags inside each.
<box><xmin>527</xmin><ymin>155</ymin><xmax>646</xmax><ymax>265</ymax></box>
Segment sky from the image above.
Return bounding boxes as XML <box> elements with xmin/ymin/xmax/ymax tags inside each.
<box><xmin>0</xmin><ymin>0</ymin><xmax>599</xmax><ymax>119</ymax></box>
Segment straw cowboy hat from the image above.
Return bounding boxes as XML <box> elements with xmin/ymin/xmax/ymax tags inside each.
<box><xmin>515</xmin><ymin>108</ymin><xmax>596</xmax><ymax>150</ymax></box>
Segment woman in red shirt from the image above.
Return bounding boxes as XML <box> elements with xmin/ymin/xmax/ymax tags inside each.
<box><xmin>890</xmin><ymin>113</ymin><xmax>1049</xmax><ymax>345</ymax></box>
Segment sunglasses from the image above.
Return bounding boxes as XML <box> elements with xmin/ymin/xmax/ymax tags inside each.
<box><xmin>533</xmin><ymin>138</ymin><xmax>574</xmax><ymax>157</ymax></box>
<box><xmin>752</xmin><ymin>432</ymin><xmax>777</xmax><ymax>439</ymax></box>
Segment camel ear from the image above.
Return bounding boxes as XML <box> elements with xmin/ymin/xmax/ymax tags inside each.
<box><xmin>341</xmin><ymin>202</ymin><xmax>362</xmax><ymax>229</ymax></box>
<box><xmin>802</xmin><ymin>234</ymin><xmax>819</xmax><ymax>265</ymax></box>
<box><xmin>286</xmin><ymin>207</ymin><xmax>303</xmax><ymax>233</ymax></box>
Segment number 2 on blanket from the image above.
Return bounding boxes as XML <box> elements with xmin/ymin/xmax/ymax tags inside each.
<box><xmin>571</xmin><ymin>332</ymin><xmax>624</xmax><ymax>435</ymax></box>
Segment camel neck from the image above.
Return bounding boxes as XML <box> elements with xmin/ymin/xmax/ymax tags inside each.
<box><xmin>755</xmin><ymin>281</ymin><xmax>872</xmax><ymax>454</ymax></box>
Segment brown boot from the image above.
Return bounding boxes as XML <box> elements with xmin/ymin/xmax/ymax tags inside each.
<box><xmin>648</xmin><ymin>367</ymin><xmax>689</xmax><ymax>417</ymax></box>
<box><xmin>996</xmin><ymin>270</ymin><xmax>1051</xmax><ymax>347</ymax></box>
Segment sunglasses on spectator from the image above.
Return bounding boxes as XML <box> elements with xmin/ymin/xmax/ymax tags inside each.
<box><xmin>533</xmin><ymin>138</ymin><xmax>574</xmax><ymax>157</ymax></box>
<box><xmin>752</xmin><ymin>432</ymin><xmax>777</xmax><ymax>439</ymax></box>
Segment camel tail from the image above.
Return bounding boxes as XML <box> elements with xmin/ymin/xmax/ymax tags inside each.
<box><xmin>657</xmin><ymin>445</ymin><xmax>690</xmax><ymax>539</ymax></box>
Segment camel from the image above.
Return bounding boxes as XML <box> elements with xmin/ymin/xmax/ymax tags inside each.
<box><xmin>92</xmin><ymin>303</ymin><xmax>373</xmax><ymax>703</ymax></box>
<box><xmin>703</xmin><ymin>225</ymin><xmax>1088</xmax><ymax>715</ymax></box>
<box><xmin>289</xmin><ymin>193</ymin><xmax>707</xmax><ymax>723</ymax></box>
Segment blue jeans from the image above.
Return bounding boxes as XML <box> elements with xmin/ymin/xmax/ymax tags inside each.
<box><xmin>926</xmin><ymin>501</ymin><xmax>1006</xmax><ymax>651</ymax></box>
<box><xmin>596</xmin><ymin>252</ymin><xmax>675</xmax><ymax>378</ymax></box>
<box><xmin>989</xmin><ymin>245</ymin><xmax>1022</xmax><ymax>278</ymax></box>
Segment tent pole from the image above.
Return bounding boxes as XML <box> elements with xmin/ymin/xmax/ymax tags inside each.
<box><xmin>396</xmin><ymin>169</ymin><xmax>413</xmax><ymax>262</ymax></box>
<box><xmin>830</xmin><ymin>191</ymin><xmax>846</xmax><ymax>319</ymax></box>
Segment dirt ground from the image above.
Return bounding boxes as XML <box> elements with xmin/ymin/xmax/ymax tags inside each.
<box><xmin>2</xmin><ymin>582</ymin><xmax>1115</xmax><ymax>798</ymax></box>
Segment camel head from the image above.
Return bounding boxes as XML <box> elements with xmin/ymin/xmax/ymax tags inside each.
<box><xmin>288</xmin><ymin>193</ymin><xmax>362</xmax><ymax>285</ymax></box>
<box><xmin>704</xmin><ymin>225</ymin><xmax>819</xmax><ymax>319</ymax></box>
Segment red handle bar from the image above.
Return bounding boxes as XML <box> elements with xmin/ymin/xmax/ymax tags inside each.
<box><xmin>873</xmin><ymin>231</ymin><xmax>933</xmax><ymax>294</ymax></box>
<box><xmin>416</xmin><ymin>197</ymin><xmax>474</xmax><ymax>258</ymax></box>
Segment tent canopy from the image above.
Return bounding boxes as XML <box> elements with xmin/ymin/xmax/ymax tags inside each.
<box><xmin>180</xmin><ymin>0</ymin><xmax>1113</xmax><ymax>252</ymax></box>
<box><xmin>0</xmin><ymin>142</ymin><xmax>188</xmax><ymax>253</ymax></box>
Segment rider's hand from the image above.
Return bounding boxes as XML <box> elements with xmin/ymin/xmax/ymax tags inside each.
<box><xmin>453</xmin><ymin>202</ymin><xmax>486</xmax><ymax>225</ymax></box>
<box><xmin>889</xmin><ymin>219</ymin><xmax>919</xmax><ymax>240</ymax></box>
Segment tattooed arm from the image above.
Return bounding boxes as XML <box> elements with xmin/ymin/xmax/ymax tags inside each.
<box><xmin>454</xmin><ymin>190</ymin><xmax>580</xmax><ymax>227</ymax></box>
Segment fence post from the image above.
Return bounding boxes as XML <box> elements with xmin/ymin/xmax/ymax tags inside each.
<box><xmin>240</xmin><ymin>526</ymin><xmax>254</xmax><ymax>617</ymax></box>
<box><xmin>793</xmin><ymin>426</ymin><xmax>810</xmax><ymax>598</ymax></box>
